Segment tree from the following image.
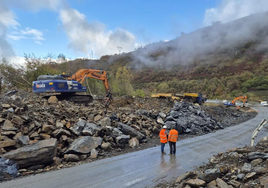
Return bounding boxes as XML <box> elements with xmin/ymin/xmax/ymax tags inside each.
<box><xmin>157</xmin><ymin>82</ymin><xmax>169</xmax><ymax>92</ymax></box>
<box><xmin>0</xmin><ymin>58</ymin><xmax>29</xmax><ymax>89</ymax></box>
<box><xmin>113</xmin><ymin>67</ymin><xmax>135</xmax><ymax>96</ymax></box>
<box><xmin>24</xmin><ymin>53</ymin><xmax>61</xmax><ymax>85</ymax></box>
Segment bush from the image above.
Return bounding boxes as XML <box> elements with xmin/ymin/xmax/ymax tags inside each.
<box><xmin>135</xmin><ymin>89</ymin><xmax>145</xmax><ymax>97</ymax></box>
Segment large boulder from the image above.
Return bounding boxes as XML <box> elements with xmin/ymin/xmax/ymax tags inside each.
<box><xmin>117</xmin><ymin>122</ymin><xmax>145</xmax><ymax>141</ymax></box>
<box><xmin>65</xmin><ymin>136</ymin><xmax>103</xmax><ymax>154</ymax></box>
<box><xmin>2</xmin><ymin>138</ymin><xmax>57</xmax><ymax>168</ymax></box>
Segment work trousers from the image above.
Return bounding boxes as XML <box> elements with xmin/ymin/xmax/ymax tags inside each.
<box><xmin>161</xmin><ymin>143</ymin><xmax>166</xmax><ymax>153</ymax></box>
<box><xmin>169</xmin><ymin>141</ymin><xmax>176</xmax><ymax>154</ymax></box>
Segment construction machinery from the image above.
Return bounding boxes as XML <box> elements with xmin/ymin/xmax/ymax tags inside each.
<box><xmin>151</xmin><ymin>93</ymin><xmax>175</xmax><ymax>98</ymax></box>
<box><xmin>32</xmin><ymin>69</ymin><xmax>112</xmax><ymax>104</ymax></box>
<box><xmin>181</xmin><ymin>93</ymin><xmax>207</xmax><ymax>105</ymax></box>
<box><xmin>223</xmin><ymin>96</ymin><xmax>247</xmax><ymax>107</ymax></box>
<box><xmin>151</xmin><ymin>92</ymin><xmax>207</xmax><ymax>105</ymax></box>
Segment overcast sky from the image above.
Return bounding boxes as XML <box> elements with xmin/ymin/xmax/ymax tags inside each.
<box><xmin>1</xmin><ymin>0</ymin><xmax>268</xmax><ymax>64</ymax></box>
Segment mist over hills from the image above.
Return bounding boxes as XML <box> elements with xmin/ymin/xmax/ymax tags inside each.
<box><xmin>78</xmin><ymin>11</ymin><xmax>268</xmax><ymax>76</ymax></box>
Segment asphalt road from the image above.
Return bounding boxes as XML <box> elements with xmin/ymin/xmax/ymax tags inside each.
<box><xmin>1</xmin><ymin>107</ymin><xmax>268</xmax><ymax>188</ymax></box>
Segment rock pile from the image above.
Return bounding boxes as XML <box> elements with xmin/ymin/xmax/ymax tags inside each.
<box><xmin>160</xmin><ymin>136</ymin><xmax>268</xmax><ymax>188</ymax></box>
<box><xmin>163</xmin><ymin>101</ymin><xmax>256</xmax><ymax>135</ymax></box>
<box><xmin>0</xmin><ymin>90</ymin><xmax>257</xmax><ymax>181</ymax></box>
<box><xmin>0</xmin><ymin>91</ymin><xmax>167</xmax><ymax>180</ymax></box>
<box><xmin>163</xmin><ymin>101</ymin><xmax>223</xmax><ymax>135</ymax></box>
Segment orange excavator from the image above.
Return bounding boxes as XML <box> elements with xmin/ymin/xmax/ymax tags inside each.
<box><xmin>32</xmin><ymin>69</ymin><xmax>112</xmax><ymax>105</ymax></box>
<box><xmin>223</xmin><ymin>96</ymin><xmax>247</xmax><ymax>107</ymax></box>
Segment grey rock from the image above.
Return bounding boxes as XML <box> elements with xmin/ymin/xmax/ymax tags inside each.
<box><xmin>204</xmin><ymin>168</ymin><xmax>221</xmax><ymax>182</ymax></box>
<box><xmin>251</xmin><ymin>158</ymin><xmax>263</xmax><ymax>167</ymax></box>
<box><xmin>65</xmin><ymin>136</ymin><xmax>103</xmax><ymax>154</ymax></box>
<box><xmin>118</xmin><ymin>122</ymin><xmax>145</xmax><ymax>141</ymax></box>
<box><xmin>53</xmin><ymin>128</ymin><xmax>71</xmax><ymax>138</ymax></box>
<box><xmin>17</xmin><ymin>136</ymin><xmax>29</xmax><ymax>146</ymax></box>
<box><xmin>11</xmin><ymin>116</ymin><xmax>24</xmax><ymax>125</ymax></box>
<box><xmin>70</xmin><ymin>119</ymin><xmax>87</xmax><ymax>136</ymax></box>
<box><xmin>0</xmin><ymin>157</ymin><xmax>18</xmax><ymax>181</ymax></box>
<box><xmin>159</xmin><ymin>112</ymin><xmax>166</xmax><ymax>119</ymax></box>
<box><xmin>99</xmin><ymin>117</ymin><xmax>111</xmax><ymax>127</ymax></box>
<box><xmin>3</xmin><ymin>138</ymin><xmax>57</xmax><ymax>168</ymax></box>
<box><xmin>2</xmin><ymin>120</ymin><xmax>17</xmax><ymax>131</ymax></box>
<box><xmin>116</xmin><ymin>135</ymin><xmax>130</xmax><ymax>148</ymax></box>
<box><xmin>164</xmin><ymin>121</ymin><xmax>176</xmax><ymax>130</ymax></box>
<box><xmin>64</xmin><ymin>154</ymin><xmax>80</xmax><ymax>162</ymax></box>
<box><xmin>248</xmin><ymin>152</ymin><xmax>268</xmax><ymax>160</ymax></box>
<box><xmin>111</xmin><ymin>128</ymin><xmax>123</xmax><ymax>138</ymax></box>
<box><xmin>237</xmin><ymin>173</ymin><xmax>245</xmax><ymax>180</ymax></box>
<box><xmin>253</xmin><ymin>167</ymin><xmax>268</xmax><ymax>174</ymax></box>
<box><xmin>82</xmin><ymin>123</ymin><xmax>101</xmax><ymax>136</ymax></box>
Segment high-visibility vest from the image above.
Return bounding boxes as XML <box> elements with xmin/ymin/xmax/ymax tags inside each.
<box><xmin>159</xmin><ymin>129</ymin><xmax>168</xmax><ymax>143</ymax></box>
<box><xmin>168</xmin><ymin>129</ymin><xmax>178</xmax><ymax>142</ymax></box>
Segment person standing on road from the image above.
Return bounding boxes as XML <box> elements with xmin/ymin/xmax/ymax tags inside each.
<box><xmin>168</xmin><ymin>126</ymin><xmax>178</xmax><ymax>155</ymax></box>
<box><xmin>159</xmin><ymin>125</ymin><xmax>168</xmax><ymax>154</ymax></box>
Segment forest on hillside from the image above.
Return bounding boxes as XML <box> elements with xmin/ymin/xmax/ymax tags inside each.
<box><xmin>1</xmin><ymin>48</ymin><xmax>268</xmax><ymax>101</ymax></box>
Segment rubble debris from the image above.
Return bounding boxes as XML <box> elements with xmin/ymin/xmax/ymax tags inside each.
<box><xmin>156</xmin><ymin>136</ymin><xmax>268</xmax><ymax>188</ymax></box>
<box><xmin>0</xmin><ymin>90</ymin><xmax>257</xmax><ymax>182</ymax></box>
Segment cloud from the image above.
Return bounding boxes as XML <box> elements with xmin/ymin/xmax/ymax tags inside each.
<box><xmin>0</xmin><ymin>0</ymin><xmax>64</xmax><ymax>58</ymax></box>
<box><xmin>60</xmin><ymin>8</ymin><xmax>136</xmax><ymax>58</ymax></box>
<box><xmin>0</xmin><ymin>3</ymin><xmax>18</xmax><ymax>57</ymax></box>
<box><xmin>8</xmin><ymin>56</ymin><xmax>26</xmax><ymax>66</ymax></box>
<box><xmin>132</xmin><ymin>4</ymin><xmax>268</xmax><ymax>69</ymax></box>
<box><xmin>2</xmin><ymin>0</ymin><xmax>64</xmax><ymax>11</ymax></box>
<box><xmin>8</xmin><ymin>28</ymin><xmax>45</xmax><ymax>44</ymax></box>
<box><xmin>204</xmin><ymin>0</ymin><xmax>268</xmax><ymax>26</ymax></box>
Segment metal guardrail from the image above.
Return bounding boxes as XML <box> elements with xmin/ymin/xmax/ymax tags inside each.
<box><xmin>251</xmin><ymin>119</ymin><xmax>267</xmax><ymax>146</ymax></box>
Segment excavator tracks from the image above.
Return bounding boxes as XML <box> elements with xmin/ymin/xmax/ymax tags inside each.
<box><xmin>42</xmin><ymin>94</ymin><xmax>93</xmax><ymax>104</ymax></box>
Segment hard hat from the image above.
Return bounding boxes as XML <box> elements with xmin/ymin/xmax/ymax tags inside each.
<box><xmin>163</xmin><ymin>125</ymin><xmax>167</xmax><ymax>129</ymax></box>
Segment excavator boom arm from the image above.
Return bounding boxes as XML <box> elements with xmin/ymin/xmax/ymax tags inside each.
<box><xmin>67</xmin><ymin>69</ymin><xmax>110</xmax><ymax>93</ymax></box>
<box><xmin>231</xmin><ymin>96</ymin><xmax>247</xmax><ymax>105</ymax></box>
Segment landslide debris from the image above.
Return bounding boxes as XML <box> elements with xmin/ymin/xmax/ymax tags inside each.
<box><xmin>156</xmin><ymin>136</ymin><xmax>268</xmax><ymax>188</ymax></box>
<box><xmin>0</xmin><ymin>90</ymin><xmax>257</xmax><ymax>182</ymax></box>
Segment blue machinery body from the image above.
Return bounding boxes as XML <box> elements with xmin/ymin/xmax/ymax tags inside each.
<box><xmin>32</xmin><ymin>75</ymin><xmax>86</xmax><ymax>93</ymax></box>
<box><xmin>32</xmin><ymin>74</ymin><xmax>93</xmax><ymax>103</ymax></box>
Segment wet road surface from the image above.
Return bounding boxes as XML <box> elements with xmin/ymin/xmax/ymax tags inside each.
<box><xmin>1</xmin><ymin>107</ymin><xmax>268</xmax><ymax>188</ymax></box>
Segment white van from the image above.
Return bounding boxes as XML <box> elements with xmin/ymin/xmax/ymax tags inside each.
<box><xmin>261</xmin><ymin>101</ymin><xmax>268</xmax><ymax>107</ymax></box>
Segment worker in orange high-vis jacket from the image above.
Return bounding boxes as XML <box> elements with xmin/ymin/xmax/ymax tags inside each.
<box><xmin>159</xmin><ymin>125</ymin><xmax>168</xmax><ymax>154</ymax></box>
<box><xmin>168</xmin><ymin>125</ymin><xmax>178</xmax><ymax>155</ymax></box>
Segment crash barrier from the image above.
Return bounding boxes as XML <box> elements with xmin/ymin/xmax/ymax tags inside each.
<box><xmin>251</xmin><ymin>119</ymin><xmax>267</xmax><ymax>146</ymax></box>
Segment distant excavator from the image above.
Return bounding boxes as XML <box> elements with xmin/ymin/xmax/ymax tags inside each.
<box><xmin>223</xmin><ymin>96</ymin><xmax>248</xmax><ymax>107</ymax></box>
<box><xmin>32</xmin><ymin>69</ymin><xmax>112</xmax><ymax>106</ymax></box>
